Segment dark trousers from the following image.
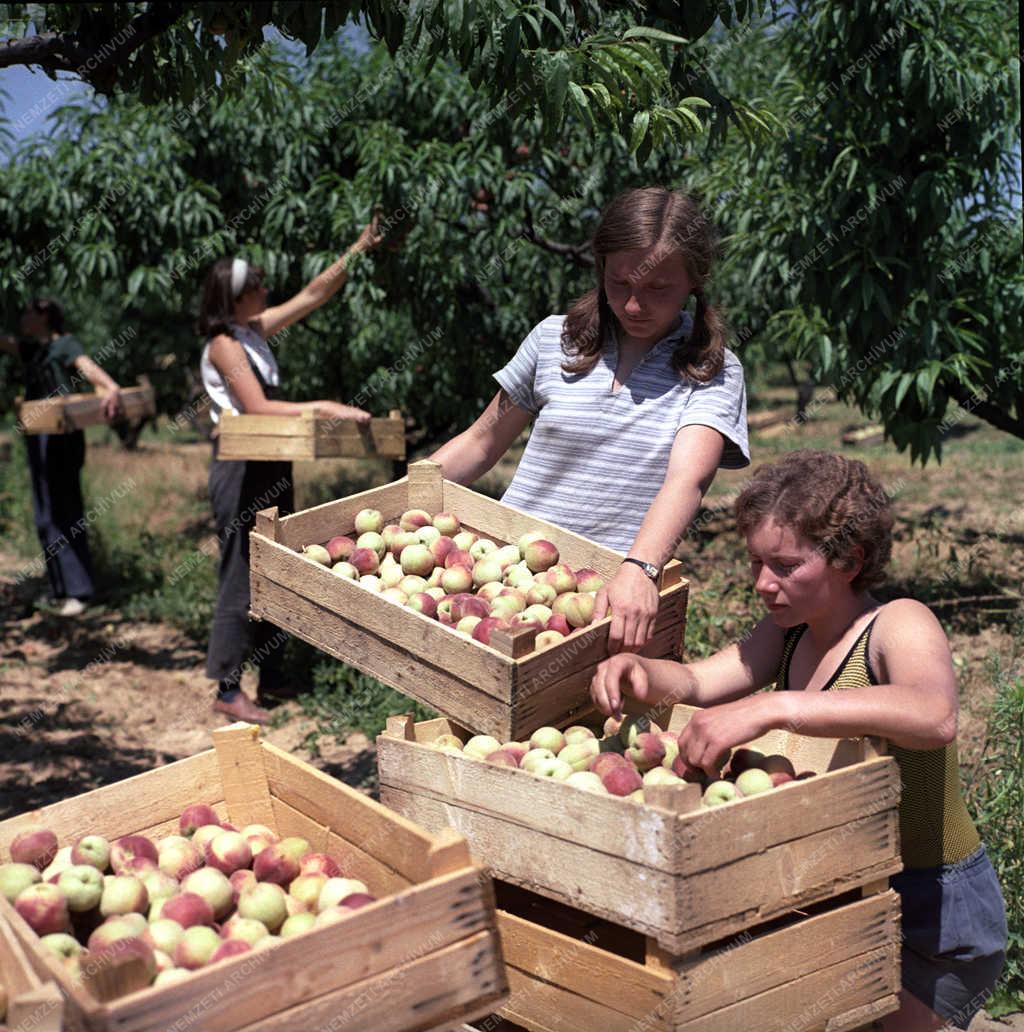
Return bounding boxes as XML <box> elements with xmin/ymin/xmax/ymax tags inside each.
<box><xmin>205</xmin><ymin>439</ymin><xmax>294</xmax><ymax>696</ymax></box>
<box><xmin>24</xmin><ymin>431</ymin><xmax>96</xmax><ymax>601</ymax></box>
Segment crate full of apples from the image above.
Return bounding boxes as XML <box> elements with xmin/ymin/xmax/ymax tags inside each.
<box><xmin>378</xmin><ymin>704</ymin><xmax>903</xmax><ymax>952</ymax></box>
<box><xmin>249</xmin><ymin>460</ymin><xmax>688</xmax><ymax>740</ymax></box>
<box><xmin>0</xmin><ymin>723</ymin><xmax>507</xmax><ymax>1032</ymax></box>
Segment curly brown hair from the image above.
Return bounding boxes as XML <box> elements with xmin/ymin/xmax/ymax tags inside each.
<box><xmin>733</xmin><ymin>450</ymin><xmax>894</xmax><ymax>591</ymax></box>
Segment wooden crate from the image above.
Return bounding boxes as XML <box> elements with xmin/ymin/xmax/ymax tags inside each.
<box><xmin>16</xmin><ymin>378</ymin><xmax>156</xmax><ymax>435</ymax></box>
<box><xmin>249</xmin><ymin>460</ymin><xmax>689</xmax><ymax>741</ymax></box>
<box><xmin>378</xmin><ymin>704</ymin><xmax>903</xmax><ymax>953</ymax></box>
<box><xmin>0</xmin><ymin>723</ymin><xmax>507</xmax><ymax>1032</ymax></box>
<box><xmin>489</xmin><ymin>881</ymin><xmax>900</xmax><ymax>1032</ymax></box>
<box><xmin>217</xmin><ymin>407</ymin><xmax>406</xmax><ymax>460</ymax></box>
<box><xmin>0</xmin><ymin>908</ymin><xmax>63</xmax><ymax>1032</ymax></box>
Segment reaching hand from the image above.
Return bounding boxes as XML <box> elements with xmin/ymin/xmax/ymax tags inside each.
<box><xmin>355</xmin><ymin>213</ymin><xmax>386</xmax><ymax>253</ymax></box>
<box><xmin>593</xmin><ymin>562</ymin><xmax>660</xmax><ymax>653</ymax></box>
<box><xmin>590</xmin><ymin>653</ymin><xmax>650</xmax><ymax>718</ymax></box>
<box><xmin>319</xmin><ymin>401</ymin><xmax>372</xmax><ymax>425</ymax></box>
<box><xmin>101</xmin><ymin>388</ymin><xmax>123</xmax><ymax>423</ymax></box>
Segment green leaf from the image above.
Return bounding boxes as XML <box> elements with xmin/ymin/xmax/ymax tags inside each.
<box><xmin>629</xmin><ymin>110</ymin><xmax>650</xmax><ymax>154</ymax></box>
<box><xmin>621</xmin><ymin>26</ymin><xmax>689</xmax><ymax>46</ymax></box>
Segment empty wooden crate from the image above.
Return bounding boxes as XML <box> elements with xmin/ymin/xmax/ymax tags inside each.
<box><xmin>248</xmin><ymin>460</ymin><xmax>689</xmax><ymax>741</ymax></box>
<box><xmin>16</xmin><ymin>378</ymin><xmax>156</xmax><ymax>435</ymax></box>
<box><xmin>216</xmin><ymin>408</ymin><xmax>406</xmax><ymax>460</ymax></box>
<box><xmin>377</xmin><ymin>704</ymin><xmax>903</xmax><ymax>953</ymax></box>
<box><xmin>0</xmin><ymin>722</ymin><xmax>507</xmax><ymax>1032</ymax></box>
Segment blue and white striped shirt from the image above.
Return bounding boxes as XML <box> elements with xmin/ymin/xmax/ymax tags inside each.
<box><xmin>494</xmin><ymin>314</ymin><xmax>749</xmax><ymax>554</ymax></box>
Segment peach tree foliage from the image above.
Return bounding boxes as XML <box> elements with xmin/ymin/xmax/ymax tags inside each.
<box><xmin>0</xmin><ymin>27</ymin><xmax>751</xmax><ymax>440</ymax></box>
<box><xmin>689</xmin><ymin>0</ymin><xmax>1023</xmax><ymax>461</ymax></box>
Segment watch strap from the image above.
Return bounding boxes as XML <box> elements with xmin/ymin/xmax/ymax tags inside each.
<box><xmin>622</xmin><ymin>557</ymin><xmax>659</xmax><ymax>581</ymax></box>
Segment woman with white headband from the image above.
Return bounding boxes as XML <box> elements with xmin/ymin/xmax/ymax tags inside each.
<box><xmin>197</xmin><ymin>216</ymin><xmax>385</xmax><ymax>723</ymax></box>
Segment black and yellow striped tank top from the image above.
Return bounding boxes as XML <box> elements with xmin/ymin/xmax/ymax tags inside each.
<box><xmin>775</xmin><ymin>619</ymin><xmax>980</xmax><ymax>869</ymax></box>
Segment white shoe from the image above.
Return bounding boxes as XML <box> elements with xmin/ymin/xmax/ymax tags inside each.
<box><xmin>57</xmin><ymin>598</ymin><xmax>87</xmax><ymax>617</ymax></box>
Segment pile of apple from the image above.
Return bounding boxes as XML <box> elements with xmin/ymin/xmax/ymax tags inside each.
<box><xmin>300</xmin><ymin>508</ymin><xmax>606</xmax><ymax>651</ymax></box>
<box><xmin>427</xmin><ymin>717</ymin><xmax>815</xmax><ymax>807</ymax></box>
<box><xmin>0</xmin><ymin>808</ymin><xmax>377</xmax><ymax>994</ymax></box>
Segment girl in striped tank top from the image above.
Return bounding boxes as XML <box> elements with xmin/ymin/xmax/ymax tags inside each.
<box><xmin>589</xmin><ymin>450</ymin><xmax>1007</xmax><ymax>1031</ymax></box>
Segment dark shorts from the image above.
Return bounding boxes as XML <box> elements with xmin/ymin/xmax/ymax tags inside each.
<box><xmin>892</xmin><ymin>845</ymin><xmax>1007</xmax><ymax>1027</ymax></box>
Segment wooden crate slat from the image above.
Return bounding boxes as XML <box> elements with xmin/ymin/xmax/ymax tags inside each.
<box><xmin>498</xmin><ymin>911</ymin><xmax>672</xmax><ymax>1018</ymax></box>
<box><xmin>270</xmin><ymin>480</ymin><xmax>411</xmax><ymax>549</ymax></box>
<box><xmin>217</xmin><ymin>435</ymin><xmax>317</xmax><ymax>461</ymax></box>
<box><xmin>250</xmin><ymin>573</ymin><xmax>518</xmax><ymax>736</ymax></box>
<box><xmin>260</xmin><ymin>741</ymin><xmax>441</xmax><ymax>884</ymax></box>
<box><xmin>251</xmin><ymin>534</ymin><xmax>513</xmax><ymax>701</ymax></box>
<box><xmin>379</xmin><ymin>786</ymin><xmax>677</xmax><ymax>937</ymax></box>
<box><xmin>17</xmin><ymin>380</ymin><xmax>155</xmax><ymax>435</ymax></box>
<box><xmin>213</xmin><ymin>722</ymin><xmax>277</xmax><ymax>828</ymax></box>
<box><xmin>217</xmin><ymin>412</ymin><xmax>405</xmax><ymax>461</ymax></box>
<box><xmin>825</xmin><ymin>994</ymin><xmax>901</xmax><ymax>1031</ymax></box>
<box><xmin>377</xmin><ymin>737</ymin><xmax>677</xmax><ymax>869</ymax></box>
<box><xmin>0</xmin><ymin>908</ymin><xmax>65</xmax><ymax>1032</ymax></box>
<box><xmin>0</xmin><ymin>751</ymin><xmax>221</xmax><ymax>854</ymax></box>
<box><xmin>105</xmin><ymin>869</ymin><xmax>496</xmax><ymax>1032</ymax></box>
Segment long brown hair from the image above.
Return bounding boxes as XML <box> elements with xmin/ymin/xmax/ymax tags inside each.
<box><xmin>197</xmin><ymin>258</ymin><xmax>265</xmax><ymax>339</ymax></box>
<box><xmin>562</xmin><ymin>187</ymin><xmax>726</xmax><ymax>382</ymax></box>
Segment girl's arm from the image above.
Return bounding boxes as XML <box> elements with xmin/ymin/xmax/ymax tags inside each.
<box><xmin>72</xmin><ymin>354</ymin><xmax>122</xmax><ymax>421</ymax></box>
<box><xmin>429</xmin><ymin>389</ymin><xmax>533</xmax><ymax>485</ymax></box>
<box><xmin>590</xmin><ymin>615</ymin><xmax>786</xmax><ymax>717</ymax></box>
<box><xmin>207</xmin><ymin>336</ymin><xmax>370</xmax><ymax>422</ymax></box>
<box><xmin>252</xmin><ymin>219</ymin><xmax>385</xmax><ymax>340</ymax></box>
<box><xmin>677</xmin><ymin>599</ymin><xmax>958</xmax><ymax>774</ymax></box>
<box><xmin>595</xmin><ymin>424</ymin><xmax>725</xmax><ymax>652</ymax></box>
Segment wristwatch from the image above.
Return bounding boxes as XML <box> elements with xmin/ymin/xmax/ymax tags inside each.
<box><xmin>622</xmin><ymin>558</ymin><xmax>660</xmax><ymax>582</ymax></box>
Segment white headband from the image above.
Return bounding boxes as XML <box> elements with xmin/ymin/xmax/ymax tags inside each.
<box><xmin>230</xmin><ymin>257</ymin><xmax>249</xmax><ymax>299</ymax></box>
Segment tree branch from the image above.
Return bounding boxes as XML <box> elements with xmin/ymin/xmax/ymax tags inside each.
<box><xmin>946</xmin><ymin>380</ymin><xmax>1024</xmax><ymax>440</ymax></box>
<box><xmin>521</xmin><ymin>208</ymin><xmax>594</xmax><ymax>267</ymax></box>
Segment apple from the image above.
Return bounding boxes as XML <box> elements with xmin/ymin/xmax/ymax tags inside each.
<box><xmin>490</xmin><ymin>593</ymin><xmax>526</xmax><ymax>619</ymax></box>
<box><xmin>180</xmin><ymin>805</ymin><xmax>221</xmax><ymax>838</ymax></box>
<box><xmin>415</xmin><ymin>525</ymin><xmax>441</xmax><ymax>546</ymax></box>
<box><xmin>529</xmin><ymin>726</ymin><xmax>565</xmax><ymax>754</ymax></box>
<box><xmin>494</xmin><ymin>544</ymin><xmax>523</xmax><ymax>570</ymax></box>
<box><xmin>397</xmin><ymin>543</ymin><xmax>432</xmax><ymax>578</ymax></box>
<box><xmin>565</xmin><ymin>771</ymin><xmax>607</xmax><ymax>794</ymax></box>
<box><xmin>526</xmin><ymin>583</ymin><xmax>558</xmax><ymax>607</ymax></box>
<box><xmin>468</xmin><ymin>538</ymin><xmax>498</xmax><ymax>561</ymax></box>
<box><xmin>355</xmin><ymin>531</ymin><xmax>386</xmax><ymax>561</ymax></box>
<box><xmin>43</xmin><ymin>851</ymin><xmax>75</xmax><ymax>886</ymax></box>
<box><xmin>702</xmin><ymin>780</ymin><xmax>738</xmax><ymax>806</ymax></box>
<box><xmin>504</xmin><ymin>565</ymin><xmax>536</xmax><ymax>590</ymax></box>
<box><xmin>546</xmin><ymin>613</ymin><xmax>572</xmax><ymax>636</ymax></box>
<box><xmin>770</xmin><ymin>771</ymin><xmax>795</xmax><ymax>786</ymax></box>
<box><xmin>380</xmin><ymin>587</ymin><xmax>409</xmax><ymax>605</ymax></box>
<box><xmin>121</xmin><ymin>856</ymin><xmax>158</xmax><ymax>877</ymax></box>
<box><xmin>338</xmin><ymin>893</ymin><xmax>376</xmax><ymax>911</ymax></box>
<box><xmin>429</xmin><ymin>734</ymin><xmax>464</xmax><ymax>752</ymax></box>
<box><xmin>10</xmin><ymin>826</ymin><xmax>59</xmax><ymax>870</ymax></box>
<box><xmin>71</xmin><ymin>835</ymin><xmax>111</xmax><ymax>873</ymax></box>
<box><xmin>425</xmin><ymin>586</ymin><xmax>446</xmax><ymax>602</ymax></box>
<box><xmin>399</xmin><ymin>508</ymin><xmax>432</xmax><ymax>532</ymax></box>
<box><xmin>316</xmin><ymin>878</ymin><xmax>369</xmax><ymax>912</ymax></box>
<box><xmin>99</xmin><ymin>875</ymin><xmax>148</xmax><ymax>917</ymax></box>
<box><xmin>563</xmin><ymin>726</ymin><xmax>597</xmax><ymax>745</ymax></box>
<box><xmin>241</xmin><ymin>825</ymin><xmax>278</xmax><ymax>856</ymax></box>
<box><xmin>280</xmin><ymin>912</ymin><xmax>317</xmax><ymax>938</ymax></box>
<box><xmin>658</xmin><ymin>733</ymin><xmax>680</xmax><ymax>768</ymax></box>
<box><xmin>302</xmin><ymin>544</ymin><xmax>331</xmax><ymax>566</ymax></box>
<box><xmin>221</xmin><ymin>916</ymin><xmax>270</xmax><ymax>947</ymax></box>
<box><xmin>40</xmin><ymin>932</ymin><xmax>82</xmax><ymax>960</ymax></box>
<box><xmin>182</xmin><ymin>868</ymin><xmax>233</xmax><ymax>920</ymax></box>
<box><xmin>540</xmin><ymin>565</ymin><xmax>577</xmax><ymax>595</ymax></box>
<box><xmin>407</xmin><ymin>589</ymin><xmax>439</xmax><ymax>616</ymax></box>
<box><xmin>643</xmin><ymin>767</ymin><xmax>683</xmax><ymax>786</ymax></box>
<box><xmin>359</xmin><ymin>574</ymin><xmax>382</xmax><ymax>592</ymax></box>
<box><xmin>229</xmin><ymin>869</ymin><xmax>257</xmax><ymax>906</ymax></box>
<box><xmin>143</xmin><ymin>917</ymin><xmax>185</xmax><ymax>958</ymax></box>
<box><xmin>476</xmin><ymin>581</ymin><xmax>505</xmax><ymax>602</ymax></box>
<box><xmin>523</xmin><ymin>539</ymin><xmax>559</xmax><ymax>574</ymax></box>
<box><xmin>238</xmin><ymin>883</ymin><xmax>288</xmax><ymax>932</ymax></box>
<box><xmin>452</xmin><ymin>530</ymin><xmax>478</xmax><ymax>552</ymax></box>
<box><xmin>190</xmin><ymin>825</ymin><xmax>225</xmax><ymax>854</ymax></box>
<box><xmin>158</xmin><ymin>839</ymin><xmax>203</xmax><ymax>881</ymax></box>
<box><xmin>353</xmin><ymin>508</ymin><xmax>384</xmax><ymax>535</ymax></box>
<box><xmin>379</xmin><ymin>560</ymin><xmax>404</xmax><ymax>588</ymax></box>
<box><xmin>484</xmin><ymin>749</ymin><xmax>520</xmax><ymax>769</ymax></box>
<box><xmin>289</xmin><ymin>875</ymin><xmax>327</xmax><ymax>911</ymax></box>
<box><xmin>254</xmin><ymin>838</ymin><xmax>309</xmax><ymax>887</ymax></box>
<box><xmin>499</xmin><ymin>741</ymin><xmax>530</xmax><ymax>763</ymax></box>
<box><xmin>735</xmin><ymin>768</ymin><xmax>774</xmax><ymax>797</ymax></box>
<box><xmin>205</xmin><ymin>831</ymin><xmax>251</xmax><ymax>876</ymax></box>
<box><xmin>445</xmin><ymin>548</ymin><xmax>474</xmax><ymax>570</ymax></box>
<box><xmin>299</xmin><ymin>853</ymin><xmax>341</xmax><ymax>879</ymax></box>
<box><xmin>522</xmin><ymin>603</ymin><xmax>553</xmax><ymax>625</ymax></box>
<box><xmin>211</xmin><ymin>938</ymin><xmax>252</xmax><ymax>964</ymax></box>
<box><xmin>428</xmin><ymin>537</ymin><xmax>456</xmax><ymax>567</ymax></box>
<box><xmin>87</xmin><ymin>914</ymin><xmax>140</xmax><ymax>951</ymax></box>
<box><xmin>154</xmin><ymin>968</ymin><xmax>191</xmax><ymax>987</ymax></box>
<box><xmin>530</xmin><ymin>758</ymin><xmax>573</xmax><ymax>780</ymax></box>
<box><xmin>398</xmin><ymin>575</ymin><xmax>428</xmax><ymax>596</ymax></box>
<box><xmin>517</xmin><ymin>530</ymin><xmax>546</xmax><ymax>557</ymax></box>
<box><xmin>349</xmin><ymin>547</ymin><xmax>380</xmax><ymax>576</ymax></box>
<box><xmin>552</xmin><ymin>592</ymin><xmax>595</xmax><ymax>628</ymax></box>
<box><xmin>332</xmin><ymin>561</ymin><xmax>359</xmax><ymax>580</ymax></box>
<box><xmin>557</xmin><ymin>740</ymin><xmax>600</xmax><ymax>771</ymax></box>
<box><xmin>456</xmin><ymin>615</ymin><xmax>482</xmax><ymax>636</ymax></box>
<box><xmin>175</xmin><ymin>925</ymin><xmax>221</xmax><ymax>970</ymax></box>
<box><xmin>386</xmin><ymin>529</ymin><xmax>417</xmax><ymax>557</ymax></box>
<box><xmin>472</xmin><ymin>558</ymin><xmax>504</xmax><ymax>587</ymax></box>
<box><xmin>600</xmin><ymin>764</ymin><xmax>643</xmax><ymax>797</ymax></box>
<box><xmin>463</xmin><ymin>734</ymin><xmax>502</xmax><ymax>760</ymax></box>
<box><xmin>472</xmin><ymin>616</ymin><xmax>511</xmax><ymax>646</ymax></box>
<box><xmin>440</xmin><ymin>565</ymin><xmax>473</xmax><ymax>595</ymax></box>
<box><xmin>728</xmin><ymin>748</ymin><xmax>766</xmax><ymax>776</ymax></box>
<box><xmin>628</xmin><ymin>733</ymin><xmax>667</xmax><ymax>772</ymax></box>
<box><xmin>535</xmin><ymin>630</ymin><xmax>565</xmax><ymax>649</ymax></box>
<box><xmin>575</xmin><ymin>568</ymin><xmax>605</xmax><ymax>593</ymax></box>
<box><xmin>15</xmin><ymin>883</ymin><xmax>70</xmax><ymax>935</ymax></box>
<box><xmin>0</xmin><ymin>862</ymin><xmax>40</xmax><ymax>902</ymax></box>
<box><xmin>325</xmin><ymin>535</ymin><xmax>355</xmax><ymax>563</ymax></box>
<box><xmin>161</xmin><ymin>892</ymin><xmax>216</xmax><ymax>931</ymax></box>
<box><xmin>58</xmin><ymin>865</ymin><xmax>104</xmax><ymax>912</ymax></box>
<box><xmin>521</xmin><ymin>748</ymin><xmax>556</xmax><ymax>773</ymax></box>
<box><xmin>433</xmin><ymin>512</ymin><xmax>460</xmax><ymax>535</ymax></box>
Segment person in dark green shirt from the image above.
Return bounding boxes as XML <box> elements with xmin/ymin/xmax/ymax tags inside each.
<box><xmin>1</xmin><ymin>299</ymin><xmax>124</xmax><ymax>616</ymax></box>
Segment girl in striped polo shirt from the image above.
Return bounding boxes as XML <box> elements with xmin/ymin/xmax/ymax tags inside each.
<box><xmin>590</xmin><ymin>450</ymin><xmax>1007</xmax><ymax>1031</ymax></box>
<box><xmin>432</xmin><ymin>187</ymin><xmax>749</xmax><ymax>654</ymax></box>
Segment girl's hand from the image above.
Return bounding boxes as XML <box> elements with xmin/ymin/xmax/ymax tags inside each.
<box><xmin>590</xmin><ymin>653</ymin><xmax>649</xmax><ymax>717</ymax></box>
<box><xmin>676</xmin><ymin>695</ymin><xmax>777</xmax><ymax>777</ymax></box>
<box><xmin>593</xmin><ymin>562</ymin><xmax>660</xmax><ymax>653</ymax></box>
<box><xmin>318</xmin><ymin>402</ymin><xmax>372</xmax><ymax>425</ymax></box>
<box><xmin>354</xmin><ymin>213</ymin><xmax>386</xmax><ymax>253</ymax></box>
<box><xmin>101</xmin><ymin>387</ymin><xmax>123</xmax><ymax>422</ymax></box>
